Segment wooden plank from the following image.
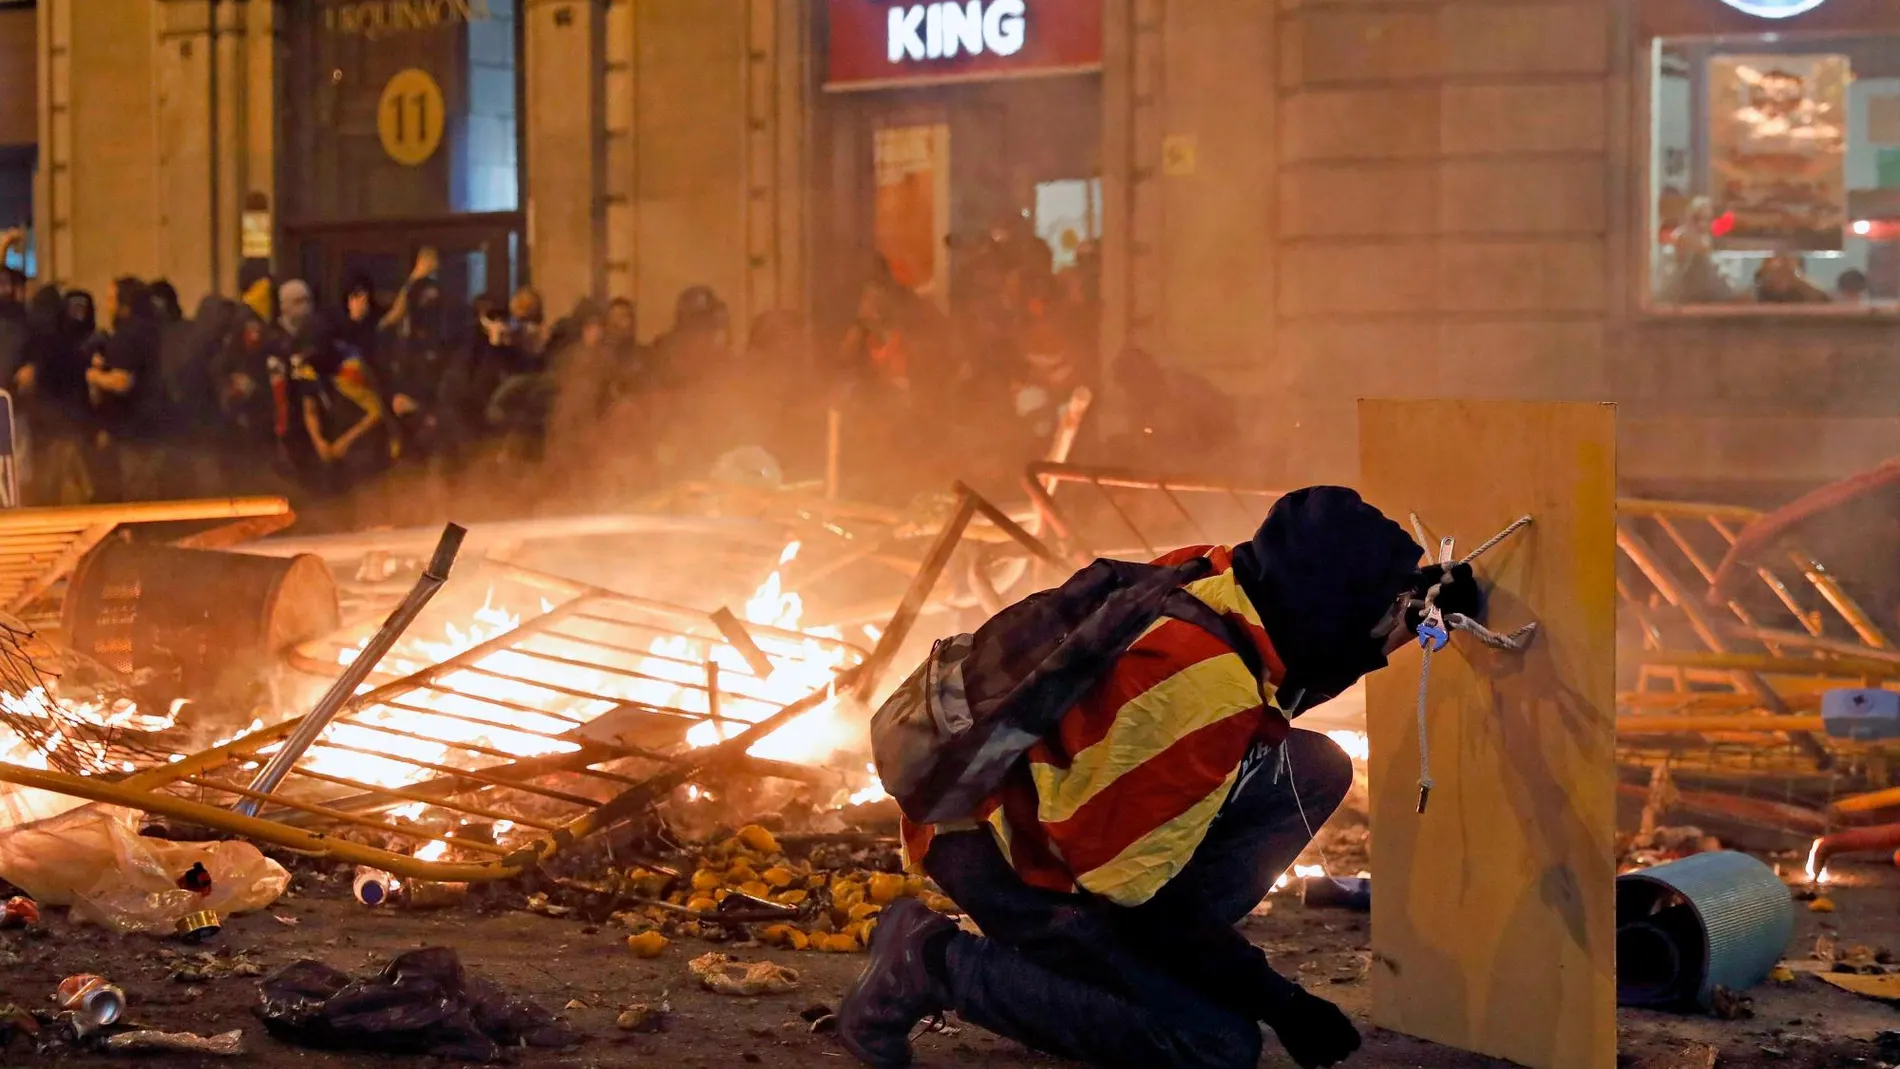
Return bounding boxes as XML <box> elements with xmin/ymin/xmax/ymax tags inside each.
<box><xmin>1359</xmin><ymin>399</ymin><xmax>1618</xmax><ymax>1069</ymax></box>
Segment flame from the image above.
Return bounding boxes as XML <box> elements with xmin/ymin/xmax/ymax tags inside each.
<box><xmin>635</xmin><ymin>541</ymin><xmax>859</xmax><ymax>763</ymax></box>
<box><xmin>1806</xmin><ymin>838</ymin><xmax>1831</xmax><ymax>885</ymax></box>
<box><xmin>287</xmin><ymin>593</ymin><xmax>585</xmax><ymax>788</ymax></box>
<box><xmin>848</xmin><ymin>764</ymin><xmax>889</xmax><ymax>806</ymax></box>
<box><xmin>414</xmin><ymin>839</ymin><xmax>450</xmax><ymax>863</ymax></box>
<box><xmin>295</xmin><ymin>543</ymin><xmax>855</xmax><ymax>791</ymax></box>
<box><xmin>1326</xmin><ymin>730</ymin><xmax>1369</xmax><ymax>762</ymax></box>
<box><xmin>2</xmin><ymin>539</ymin><xmax>870</xmax><ymax>810</ymax></box>
<box><xmin>1272</xmin><ymin>862</ymin><xmax>1330</xmax><ymax>892</ymax></box>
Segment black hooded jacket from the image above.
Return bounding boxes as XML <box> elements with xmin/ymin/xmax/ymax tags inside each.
<box><xmin>1232</xmin><ymin>485</ymin><xmax>1425</xmax><ymax>715</ymax></box>
<box><xmin>1110</xmin><ymin>487</ymin><xmax>1424</xmax><ymax>1027</ymax></box>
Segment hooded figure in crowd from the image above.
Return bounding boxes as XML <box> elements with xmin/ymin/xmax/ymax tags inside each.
<box><xmin>839</xmin><ymin>487</ymin><xmax>1485</xmax><ymax>1069</ymax></box>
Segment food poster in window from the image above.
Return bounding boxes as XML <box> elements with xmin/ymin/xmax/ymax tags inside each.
<box><xmin>873</xmin><ymin>124</ymin><xmax>951</xmax><ymax>302</ymax></box>
<box><xmin>1708</xmin><ymin>54</ymin><xmax>1848</xmax><ymax>252</ymax></box>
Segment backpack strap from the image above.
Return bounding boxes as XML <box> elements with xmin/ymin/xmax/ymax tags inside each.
<box><xmin>1162</xmin><ymin>590</ymin><xmax>1269</xmax><ymax>695</ymax></box>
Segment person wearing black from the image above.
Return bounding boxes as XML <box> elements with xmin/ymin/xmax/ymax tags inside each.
<box><xmin>336</xmin><ymin>275</ymin><xmax>383</xmax><ymax>368</ymax></box>
<box><xmin>292</xmin><ymin>324</ymin><xmax>388</xmax><ymax>501</ymax></box>
<box><xmin>173</xmin><ymin>295</ymin><xmax>242</xmax><ymax>497</ymax></box>
<box><xmin>541</xmin><ymin>298</ymin><xmax>610</xmax><ymax>476</ymax></box>
<box><xmin>86</xmin><ymin>277</ymin><xmax>162</xmax><ymax>501</ymax></box>
<box><xmin>146</xmin><ymin>280</ymin><xmax>206</xmax><ymax>495</ymax></box>
<box><xmin>148</xmin><ymin>279</ymin><xmax>183</xmax><ymax>324</ymax></box>
<box><xmin>377</xmin><ymin>275</ymin><xmax>468</xmax><ymax>468</ymax></box>
<box><xmin>0</xmin><ymin>266</ymin><xmax>26</xmax><ymax>404</ymax></box>
<box><xmin>17</xmin><ymin>286</ymin><xmax>91</xmax><ymax>502</ymax></box>
<box><xmin>1107</xmin><ymin>346</ymin><xmax>1240</xmax><ymax>472</ymax></box>
<box><xmin>210</xmin><ymin>269</ymin><xmax>288</xmax><ymax>495</ymax></box>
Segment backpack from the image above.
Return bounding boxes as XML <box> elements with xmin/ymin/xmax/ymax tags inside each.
<box><xmin>870</xmin><ymin>555</ymin><xmax>1266</xmax><ymax>826</ymax></box>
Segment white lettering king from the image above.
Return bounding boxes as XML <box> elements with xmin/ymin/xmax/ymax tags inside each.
<box><xmin>887</xmin><ymin>1</ymin><xmax>1028</xmax><ymax>64</ymax></box>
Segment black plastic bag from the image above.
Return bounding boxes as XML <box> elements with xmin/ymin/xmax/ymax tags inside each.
<box><xmin>255</xmin><ymin>947</ymin><xmax>578</xmax><ymax>1061</ymax></box>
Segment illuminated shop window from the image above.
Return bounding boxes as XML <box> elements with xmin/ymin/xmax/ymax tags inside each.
<box><xmin>1034</xmin><ymin>178</ymin><xmax>1102</xmax><ymax>271</ymax></box>
<box><xmin>1650</xmin><ymin>33</ymin><xmax>1900</xmax><ymax>311</ymax></box>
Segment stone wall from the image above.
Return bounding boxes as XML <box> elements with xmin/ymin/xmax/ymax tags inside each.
<box><xmin>0</xmin><ymin>7</ymin><xmax>34</xmax><ymax>148</ymax></box>
<box><xmin>526</xmin><ymin>0</ymin><xmax>808</xmax><ymax>341</ymax></box>
<box><xmin>34</xmin><ymin>0</ymin><xmax>279</xmax><ymax>299</ymax></box>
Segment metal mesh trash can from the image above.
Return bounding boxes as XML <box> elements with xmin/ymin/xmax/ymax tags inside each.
<box><xmin>64</xmin><ymin>540</ymin><xmax>339</xmax><ymax>698</ymax></box>
<box><xmin>1616</xmin><ymin>850</ymin><xmax>1794</xmax><ymax>1010</ymax></box>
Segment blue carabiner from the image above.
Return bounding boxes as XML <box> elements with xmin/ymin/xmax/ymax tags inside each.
<box><xmin>1417</xmin><ymin>622</ymin><xmax>1449</xmax><ymax>653</ymax></box>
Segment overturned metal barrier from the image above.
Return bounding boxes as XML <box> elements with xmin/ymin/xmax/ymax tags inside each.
<box><xmin>1615</xmin><ymin>491</ymin><xmax>1900</xmax><ymax>780</ymax></box>
<box><xmin>0</xmin><ymin>553</ymin><xmax>867</xmax><ymax>883</ymax></box>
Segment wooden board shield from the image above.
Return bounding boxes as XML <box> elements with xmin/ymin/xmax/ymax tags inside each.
<box><xmin>1359</xmin><ymin>398</ymin><xmax>1618</xmax><ymax>1069</ymax></box>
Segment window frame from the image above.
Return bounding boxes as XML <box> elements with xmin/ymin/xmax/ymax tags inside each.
<box><xmin>1635</xmin><ymin>25</ymin><xmax>1900</xmax><ymax>319</ymax></box>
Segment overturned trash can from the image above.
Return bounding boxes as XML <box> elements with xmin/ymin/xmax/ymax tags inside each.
<box><xmin>1616</xmin><ymin>850</ymin><xmax>1793</xmax><ymax>1011</ymax></box>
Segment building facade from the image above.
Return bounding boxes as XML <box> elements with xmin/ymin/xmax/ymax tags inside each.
<box><xmin>22</xmin><ymin>0</ymin><xmax>1900</xmax><ymax>493</ymax></box>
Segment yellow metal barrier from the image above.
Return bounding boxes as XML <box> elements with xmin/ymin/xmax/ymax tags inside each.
<box><xmin>0</xmin><ymin>558</ymin><xmax>864</xmax><ymax>883</ymax></box>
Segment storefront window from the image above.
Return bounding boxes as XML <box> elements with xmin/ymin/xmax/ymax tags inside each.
<box><xmin>1650</xmin><ymin>33</ymin><xmax>1900</xmax><ymax>311</ymax></box>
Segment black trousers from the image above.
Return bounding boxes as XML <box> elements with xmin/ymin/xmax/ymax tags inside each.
<box><xmin>922</xmin><ymin>728</ymin><xmax>1354</xmax><ymax>1069</ymax></box>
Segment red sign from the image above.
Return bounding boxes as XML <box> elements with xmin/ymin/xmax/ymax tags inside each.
<box><xmin>826</xmin><ymin>0</ymin><xmax>1104</xmax><ymax>90</ymax></box>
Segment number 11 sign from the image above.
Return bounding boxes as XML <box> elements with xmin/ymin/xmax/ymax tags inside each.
<box><xmin>377</xmin><ymin>68</ymin><xmax>446</xmax><ymax>168</ymax></box>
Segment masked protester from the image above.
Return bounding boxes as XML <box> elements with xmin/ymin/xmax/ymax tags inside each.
<box><xmin>839</xmin><ymin>487</ymin><xmax>1485</xmax><ymax>1069</ymax></box>
<box><xmin>85</xmin><ymin>277</ymin><xmax>162</xmax><ymax>501</ymax></box>
<box><xmin>209</xmin><ymin>268</ymin><xmax>288</xmax><ymax>494</ymax></box>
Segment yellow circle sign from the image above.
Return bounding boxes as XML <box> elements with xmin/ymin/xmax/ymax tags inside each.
<box><xmin>377</xmin><ymin>68</ymin><xmax>445</xmax><ymax>167</ymax></box>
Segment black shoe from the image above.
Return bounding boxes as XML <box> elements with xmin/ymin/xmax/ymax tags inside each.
<box><xmin>836</xmin><ymin>898</ymin><xmax>956</xmax><ymax>1069</ymax></box>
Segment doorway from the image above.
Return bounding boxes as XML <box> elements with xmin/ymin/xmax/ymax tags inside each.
<box><xmin>282</xmin><ymin>210</ymin><xmax>523</xmax><ymax>322</ymax></box>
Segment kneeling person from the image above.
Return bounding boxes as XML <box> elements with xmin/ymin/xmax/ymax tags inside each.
<box><xmin>838</xmin><ymin>486</ymin><xmax>1483</xmax><ymax>1069</ymax></box>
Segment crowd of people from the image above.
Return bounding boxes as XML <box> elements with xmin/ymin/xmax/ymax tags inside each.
<box><xmin>0</xmin><ymin>222</ymin><xmax>1240</xmax><ymax>527</ymax></box>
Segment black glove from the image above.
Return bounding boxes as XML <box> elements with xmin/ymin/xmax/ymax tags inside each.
<box><xmin>1408</xmin><ymin>561</ymin><xmax>1485</xmax><ymax>624</ymax></box>
<box><xmin>1265</xmin><ymin>989</ymin><xmax>1363</xmax><ymax>1069</ymax></box>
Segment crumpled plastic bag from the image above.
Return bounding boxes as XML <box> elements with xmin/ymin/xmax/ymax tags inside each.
<box><xmin>688</xmin><ymin>952</ymin><xmax>800</xmax><ymax>996</ymax></box>
<box><xmin>255</xmin><ymin>948</ymin><xmax>579</xmax><ymax>1062</ymax></box>
<box><xmin>0</xmin><ymin>806</ymin><xmax>288</xmax><ymax>933</ymax></box>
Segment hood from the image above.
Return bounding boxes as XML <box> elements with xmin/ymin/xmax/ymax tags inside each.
<box><xmin>1231</xmin><ymin>486</ymin><xmax>1423</xmax><ymax>714</ymax></box>
<box><xmin>194</xmin><ymin>296</ymin><xmax>239</xmax><ymax>349</ymax></box>
<box><xmin>242</xmin><ymin>277</ymin><xmax>274</xmax><ymax>322</ymax></box>
<box><xmin>278</xmin><ymin>280</ymin><xmax>314</xmax><ymax>334</ymax></box>
<box><xmin>61</xmin><ymin>290</ymin><xmax>96</xmax><ymax>341</ymax></box>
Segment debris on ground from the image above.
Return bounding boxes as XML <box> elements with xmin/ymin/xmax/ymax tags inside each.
<box><xmin>580</xmin><ymin>823</ymin><xmax>948</xmax><ymax>955</ymax></box>
<box><xmin>1817</xmin><ymin>972</ymin><xmax>1900</xmax><ymax>1003</ymax></box>
<box><xmin>0</xmin><ymin>1003</ymin><xmax>38</xmax><ymax>1047</ymax></box>
<box><xmin>0</xmin><ymin>808</ymin><xmax>288</xmax><ymax>934</ymax></box>
<box><xmin>0</xmin><ymin>895</ymin><xmax>38</xmax><ymax>928</ymax></box>
<box><xmin>1828</xmin><ymin>944</ymin><xmax>1897</xmax><ymax>975</ymax></box>
<box><xmin>1710</xmin><ymin>985</ymin><xmax>1754</xmax><ymax>1020</ymax></box>
<box><xmin>522</xmin><ymin>892</ymin><xmax>572</xmax><ymax>919</ymax></box>
<box><xmin>161</xmin><ymin>947</ymin><xmax>266</xmax><ymax>983</ymax></box>
<box><xmin>615</xmin><ymin>998</ymin><xmax>672</xmax><ymax>1033</ymax></box>
<box><xmin>56</xmin><ymin>974</ymin><xmax>125</xmax><ymax>1030</ymax></box>
<box><xmin>102</xmin><ymin>1028</ymin><xmax>246</xmax><ymax>1055</ymax></box>
<box><xmin>688</xmin><ymin>952</ymin><xmax>800</xmax><ymax>996</ymax></box>
<box><xmin>1652</xmin><ymin>1041</ymin><xmax>1719</xmax><ymax>1069</ymax></box>
<box><xmin>1622</xmin><ymin>826</ymin><xmax>1725</xmax><ymax>869</ymax></box>
<box><xmin>626</xmin><ymin>931</ymin><xmax>669</xmax><ymax>958</ymax></box>
<box><xmin>1809</xmin><ymin>896</ymin><xmax>1837</xmax><ymax>913</ymax></box>
<box><xmin>254</xmin><ymin>947</ymin><xmax>579</xmax><ymax>1062</ymax></box>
